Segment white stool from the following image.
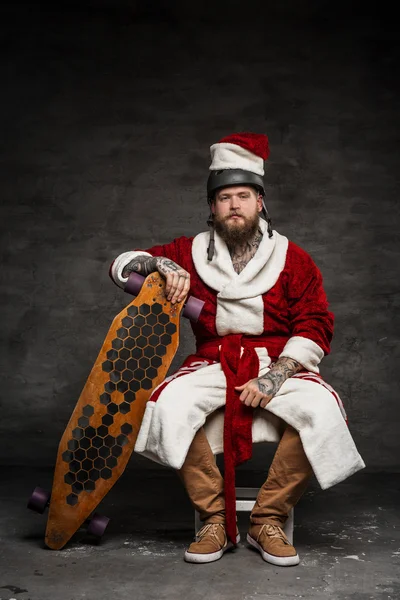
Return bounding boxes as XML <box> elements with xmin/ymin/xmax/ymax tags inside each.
<box><xmin>195</xmin><ymin>487</ymin><xmax>294</xmax><ymax>544</ymax></box>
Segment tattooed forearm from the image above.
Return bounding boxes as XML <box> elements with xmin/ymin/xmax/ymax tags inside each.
<box><xmin>257</xmin><ymin>357</ymin><xmax>304</xmax><ymax>394</ymax></box>
<box><xmin>156</xmin><ymin>258</ymin><xmax>187</xmax><ymax>278</ymax></box>
<box><xmin>271</xmin><ymin>356</ymin><xmax>304</xmax><ymax>379</ymax></box>
<box><xmin>122</xmin><ymin>255</ymin><xmax>158</xmax><ymax>277</ymax></box>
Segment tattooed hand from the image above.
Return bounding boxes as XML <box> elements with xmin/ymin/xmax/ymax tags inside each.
<box><xmin>121</xmin><ymin>255</ymin><xmax>190</xmax><ymax>304</ymax></box>
<box><xmin>235</xmin><ymin>374</ymin><xmax>280</xmax><ymax>408</ymax></box>
<box><xmin>155</xmin><ymin>258</ymin><xmax>190</xmax><ymax>304</ymax></box>
<box><xmin>234</xmin><ymin>357</ymin><xmax>304</xmax><ymax>409</ymax></box>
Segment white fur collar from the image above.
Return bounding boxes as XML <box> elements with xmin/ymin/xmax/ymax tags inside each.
<box><xmin>192</xmin><ymin>220</ymin><xmax>289</xmax><ymax>335</ymax></box>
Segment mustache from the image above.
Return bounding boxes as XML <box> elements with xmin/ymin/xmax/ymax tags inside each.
<box><xmin>226</xmin><ymin>213</ymin><xmax>245</xmax><ymax>219</ymax></box>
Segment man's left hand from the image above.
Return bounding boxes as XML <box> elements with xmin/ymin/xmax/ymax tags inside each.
<box><xmin>234</xmin><ymin>356</ymin><xmax>304</xmax><ymax>409</ymax></box>
<box><xmin>235</xmin><ymin>374</ymin><xmax>280</xmax><ymax>409</ymax></box>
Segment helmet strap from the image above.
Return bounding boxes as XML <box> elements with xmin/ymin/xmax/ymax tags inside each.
<box><xmin>206</xmin><ymin>212</ymin><xmax>215</xmax><ymax>261</ymax></box>
<box><xmin>261</xmin><ymin>199</ymin><xmax>273</xmax><ymax>238</ymax></box>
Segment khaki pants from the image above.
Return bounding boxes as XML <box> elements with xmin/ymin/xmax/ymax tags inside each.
<box><xmin>177</xmin><ymin>422</ymin><xmax>313</xmax><ymax>527</ymax></box>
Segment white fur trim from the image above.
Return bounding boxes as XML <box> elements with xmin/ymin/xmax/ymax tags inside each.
<box><xmin>192</xmin><ymin>220</ymin><xmax>289</xmax><ymax>335</ymax></box>
<box><xmin>111</xmin><ymin>250</ymin><xmax>152</xmax><ymax>289</ymax></box>
<box><xmin>216</xmin><ymin>296</ymin><xmax>264</xmax><ymax>336</ymax></box>
<box><xmin>279</xmin><ymin>336</ymin><xmax>325</xmax><ymax>374</ymax></box>
<box><xmin>210</xmin><ymin>142</ymin><xmax>265</xmax><ymax>176</ymax></box>
<box><xmin>265</xmin><ymin>377</ymin><xmax>365</xmax><ymax>489</ymax></box>
<box><xmin>134</xmin><ymin>360</ymin><xmax>227</xmax><ymax>468</ymax></box>
<box><xmin>133</xmin><ymin>401</ymin><xmax>168</xmax><ymax>467</ymax></box>
<box><xmin>134</xmin><ymin>349</ymin><xmax>365</xmax><ymax>489</ymax></box>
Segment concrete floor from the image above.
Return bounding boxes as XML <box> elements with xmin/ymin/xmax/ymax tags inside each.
<box><xmin>1</xmin><ymin>467</ymin><xmax>399</xmax><ymax>600</ymax></box>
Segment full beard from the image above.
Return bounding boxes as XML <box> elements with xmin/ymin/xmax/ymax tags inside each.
<box><xmin>213</xmin><ymin>212</ymin><xmax>260</xmax><ymax>248</ymax></box>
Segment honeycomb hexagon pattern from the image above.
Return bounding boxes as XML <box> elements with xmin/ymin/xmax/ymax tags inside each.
<box><xmin>62</xmin><ymin>302</ymin><xmax>176</xmax><ymax>506</ymax></box>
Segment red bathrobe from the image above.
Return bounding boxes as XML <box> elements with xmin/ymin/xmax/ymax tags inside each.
<box><xmin>110</xmin><ymin>223</ymin><xmax>337</xmax><ymax>542</ymax></box>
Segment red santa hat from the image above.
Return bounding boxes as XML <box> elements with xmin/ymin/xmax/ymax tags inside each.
<box><xmin>206</xmin><ymin>132</ymin><xmax>273</xmax><ymax>260</ymax></box>
<box><xmin>209</xmin><ymin>132</ymin><xmax>270</xmax><ymax>176</ymax></box>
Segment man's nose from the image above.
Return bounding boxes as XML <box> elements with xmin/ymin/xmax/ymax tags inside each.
<box><xmin>230</xmin><ymin>197</ymin><xmax>240</xmax><ymax>209</ymax></box>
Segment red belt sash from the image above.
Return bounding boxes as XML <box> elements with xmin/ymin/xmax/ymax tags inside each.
<box><xmin>197</xmin><ymin>335</ymin><xmax>272</xmax><ymax>545</ymax></box>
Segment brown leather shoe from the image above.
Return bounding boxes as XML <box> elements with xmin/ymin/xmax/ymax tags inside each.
<box><xmin>184</xmin><ymin>523</ymin><xmax>240</xmax><ymax>564</ymax></box>
<box><xmin>247</xmin><ymin>523</ymin><xmax>300</xmax><ymax>566</ymax></box>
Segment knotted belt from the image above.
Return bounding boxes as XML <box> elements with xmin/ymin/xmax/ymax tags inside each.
<box><xmin>197</xmin><ymin>334</ymin><xmax>271</xmax><ymax>545</ymax></box>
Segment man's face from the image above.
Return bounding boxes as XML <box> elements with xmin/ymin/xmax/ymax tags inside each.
<box><xmin>211</xmin><ymin>186</ymin><xmax>262</xmax><ymax>247</ymax></box>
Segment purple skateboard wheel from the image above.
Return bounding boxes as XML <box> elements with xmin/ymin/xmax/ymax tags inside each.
<box><xmin>86</xmin><ymin>513</ymin><xmax>110</xmax><ymax>538</ymax></box>
<box><xmin>27</xmin><ymin>487</ymin><xmax>51</xmax><ymax>514</ymax></box>
<box><xmin>182</xmin><ymin>296</ymin><xmax>205</xmax><ymax>322</ymax></box>
<box><xmin>124</xmin><ymin>272</ymin><xmax>145</xmax><ymax>296</ymax></box>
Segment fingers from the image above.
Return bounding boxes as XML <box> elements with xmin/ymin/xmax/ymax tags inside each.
<box><xmin>165</xmin><ymin>271</ymin><xmax>190</xmax><ymax>304</ymax></box>
<box><xmin>164</xmin><ymin>272</ymin><xmax>178</xmax><ymax>299</ymax></box>
<box><xmin>234</xmin><ymin>382</ymin><xmax>249</xmax><ymax>391</ymax></box>
<box><xmin>156</xmin><ymin>259</ymin><xmax>191</xmax><ymax>304</ymax></box>
<box><xmin>239</xmin><ymin>386</ymin><xmax>261</xmax><ymax>408</ymax></box>
<box><xmin>237</xmin><ymin>382</ymin><xmax>271</xmax><ymax>408</ymax></box>
<box><xmin>166</xmin><ymin>272</ymin><xmax>181</xmax><ymax>302</ymax></box>
<box><xmin>177</xmin><ymin>274</ymin><xmax>191</xmax><ymax>302</ymax></box>
<box><xmin>251</xmin><ymin>395</ymin><xmax>262</xmax><ymax>408</ymax></box>
<box><xmin>172</xmin><ymin>274</ymin><xmax>190</xmax><ymax>304</ymax></box>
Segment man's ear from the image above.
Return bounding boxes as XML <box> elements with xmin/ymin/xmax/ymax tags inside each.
<box><xmin>211</xmin><ymin>201</ymin><xmax>216</xmax><ymax>215</ymax></box>
<box><xmin>257</xmin><ymin>195</ymin><xmax>263</xmax><ymax>212</ymax></box>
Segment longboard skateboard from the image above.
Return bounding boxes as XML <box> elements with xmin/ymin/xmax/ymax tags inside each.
<box><xmin>28</xmin><ymin>272</ymin><xmax>204</xmax><ymax>550</ymax></box>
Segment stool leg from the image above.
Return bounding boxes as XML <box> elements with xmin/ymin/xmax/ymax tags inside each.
<box><xmin>194</xmin><ymin>510</ymin><xmax>202</xmax><ymax>535</ymax></box>
<box><xmin>283</xmin><ymin>507</ymin><xmax>294</xmax><ymax>544</ymax></box>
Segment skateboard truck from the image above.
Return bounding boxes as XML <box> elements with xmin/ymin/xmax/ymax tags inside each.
<box><xmin>27</xmin><ymin>486</ymin><xmax>51</xmax><ymax>514</ymax></box>
<box><xmin>27</xmin><ymin>487</ymin><xmax>109</xmax><ymax>539</ymax></box>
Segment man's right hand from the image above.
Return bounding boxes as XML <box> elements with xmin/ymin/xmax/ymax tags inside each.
<box><xmin>155</xmin><ymin>257</ymin><xmax>190</xmax><ymax>305</ymax></box>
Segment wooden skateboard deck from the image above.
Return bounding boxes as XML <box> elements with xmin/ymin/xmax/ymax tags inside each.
<box><xmin>45</xmin><ymin>272</ymin><xmax>185</xmax><ymax>550</ymax></box>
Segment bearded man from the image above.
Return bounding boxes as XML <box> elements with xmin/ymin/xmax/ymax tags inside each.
<box><xmin>110</xmin><ymin>133</ymin><xmax>365</xmax><ymax>566</ymax></box>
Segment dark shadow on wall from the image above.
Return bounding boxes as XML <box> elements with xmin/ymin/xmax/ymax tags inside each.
<box><xmin>0</xmin><ymin>0</ymin><xmax>399</xmax><ymax>471</ymax></box>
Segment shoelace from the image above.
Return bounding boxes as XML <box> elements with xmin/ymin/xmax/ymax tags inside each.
<box><xmin>196</xmin><ymin>523</ymin><xmax>225</xmax><ymax>542</ymax></box>
<box><xmin>256</xmin><ymin>523</ymin><xmax>290</xmax><ymax>545</ymax></box>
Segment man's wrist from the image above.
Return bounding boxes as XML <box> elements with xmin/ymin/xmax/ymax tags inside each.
<box><xmin>267</xmin><ymin>356</ymin><xmax>304</xmax><ymax>383</ymax></box>
<box><xmin>258</xmin><ymin>356</ymin><xmax>304</xmax><ymax>394</ymax></box>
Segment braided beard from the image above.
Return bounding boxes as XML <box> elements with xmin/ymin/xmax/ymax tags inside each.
<box><xmin>213</xmin><ymin>212</ymin><xmax>260</xmax><ymax>248</ymax></box>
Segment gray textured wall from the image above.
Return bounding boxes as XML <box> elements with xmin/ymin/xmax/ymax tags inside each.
<box><xmin>1</xmin><ymin>1</ymin><xmax>399</xmax><ymax>470</ymax></box>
